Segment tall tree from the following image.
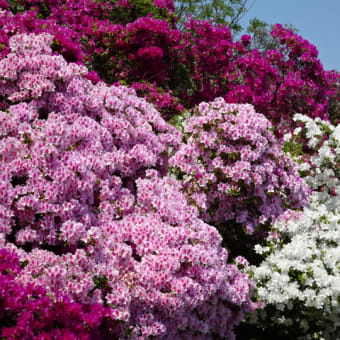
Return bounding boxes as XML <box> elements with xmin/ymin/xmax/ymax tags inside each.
<box><xmin>246</xmin><ymin>17</ymin><xmax>298</xmax><ymax>52</ymax></box>
<box><xmin>174</xmin><ymin>0</ymin><xmax>252</xmax><ymax>33</ymax></box>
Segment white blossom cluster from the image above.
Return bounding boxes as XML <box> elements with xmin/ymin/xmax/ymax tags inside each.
<box><xmin>249</xmin><ymin>115</ymin><xmax>340</xmax><ymax>339</ymax></box>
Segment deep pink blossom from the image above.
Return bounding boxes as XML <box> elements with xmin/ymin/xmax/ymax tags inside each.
<box><xmin>0</xmin><ymin>1</ymin><xmax>337</xmax><ymax>126</ymax></box>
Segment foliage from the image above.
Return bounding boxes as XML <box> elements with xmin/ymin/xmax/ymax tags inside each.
<box><xmin>246</xmin><ymin>18</ymin><xmax>298</xmax><ymax>52</ymax></box>
<box><xmin>174</xmin><ymin>0</ymin><xmax>250</xmax><ymax>34</ymax></box>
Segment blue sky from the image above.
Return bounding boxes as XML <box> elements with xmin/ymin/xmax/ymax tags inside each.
<box><xmin>238</xmin><ymin>0</ymin><xmax>340</xmax><ymax>71</ymax></box>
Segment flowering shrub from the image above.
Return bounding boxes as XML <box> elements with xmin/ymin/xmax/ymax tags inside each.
<box><xmin>0</xmin><ymin>1</ymin><xmax>183</xmax><ymax>117</ymax></box>
<box><xmin>248</xmin><ymin>116</ymin><xmax>340</xmax><ymax>339</ymax></box>
<box><xmin>0</xmin><ymin>33</ymin><xmax>258</xmax><ymax>339</ymax></box>
<box><xmin>170</xmin><ymin>98</ymin><xmax>309</xmax><ymax>241</ymax></box>
<box><xmin>0</xmin><ymin>0</ymin><xmax>176</xmax><ymax>76</ymax></box>
<box><xmin>0</xmin><ymin>249</ymin><xmax>116</xmax><ymax>339</ymax></box>
<box><xmin>130</xmin><ymin>82</ymin><xmax>184</xmax><ymax>120</ymax></box>
<box><xmin>90</xmin><ymin>19</ymin><xmax>340</xmax><ymax>129</ymax></box>
<box><xmin>0</xmin><ymin>2</ymin><xmax>338</xmax><ymax>127</ymax></box>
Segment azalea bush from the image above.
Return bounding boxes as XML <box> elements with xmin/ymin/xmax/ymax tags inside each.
<box><xmin>245</xmin><ymin>116</ymin><xmax>340</xmax><ymax>339</ymax></box>
<box><xmin>0</xmin><ymin>1</ymin><xmax>338</xmax><ymax>128</ymax></box>
<box><xmin>0</xmin><ymin>248</ymin><xmax>116</xmax><ymax>339</ymax></box>
<box><xmin>0</xmin><ymin>0</ymin><xmax>176</xmax><ymax>82</ymax></box>
<box><xmin>175</xmin><ymin>21</ymin><xmax>339</xmax><ymax>130</ymax></box>
<box><xmin>0</xmin><ymin>32</ymin><xmax>258</xmax><ymax>339</ymax></box>
<box><xmin>169</xmin><ymin>98</ymin><xmax>309</xmax><ymax>262</ymax></box>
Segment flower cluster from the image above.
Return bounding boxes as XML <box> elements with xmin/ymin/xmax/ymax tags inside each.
<box><xmin>170</xmin><ymin>98</ymin><xmax>309</xmax><ymax>237</ymax></box>
<box><xmin>93</xmin><ymin>18</ymin><xmax>340</xmax><ymax>129</ymax></box>
<box><xmin>0</xmin><ymin>33</ymin><xmax>257</xmax><ymax>339</ymax></box>
<box><xmin>131</xmin><ymin>81</ymin><xmax>184</xmax><ymax>120</ymax></box>
<box><xmin>249</xmin><ymin>116</ymin><xmax>340</xmax><ymax>339</ymax></box>
<box><xmin>0</xmin><ymin>248</ymin><xmax>117</xmax><ymax>339</ymax></box>
<box><xmin>0</xmin><ymin>1</ymin><xmax>338</xmax><ymax>127</ymax></box>
<box><xmin>0</xmin><ymin>30</ymin><xmax>179</xmax><ymax>253</ymax></box>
